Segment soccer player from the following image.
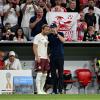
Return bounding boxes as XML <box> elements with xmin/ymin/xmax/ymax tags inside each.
<box><xmin>33</xmin><ymin>24</ymin><xmax>50</xmax><ymax>94</ymax></box>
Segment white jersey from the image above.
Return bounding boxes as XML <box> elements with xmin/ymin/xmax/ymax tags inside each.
<box><xmin>33</xmin><ymin>33</ymin><xmax>48</xmax><ymax>59</ymax></box>
<box><xmin>5</xmin><ymin>58</ymin><xmax>22</xmax><ymax>70</ymax></box>
<box><xmin>3</xmin><ymin>4</ymin><xmax>20</xmax><ymax>27</ymax></box>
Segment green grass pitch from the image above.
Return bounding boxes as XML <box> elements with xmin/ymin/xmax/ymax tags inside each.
<box><xmin>0</xmin><ymin>94</ymin><xmax>100</xmax><ymax>100</ymax></box>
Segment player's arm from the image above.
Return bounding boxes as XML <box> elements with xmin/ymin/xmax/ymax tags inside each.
<box><xmin>33</xmin><ymin>43</ymin><xmax>40</xmax><ymax>63</ymax></box>
<box><xmin>33</xmin><ymin>43</ymin><xmax>38</xmax><ymax>59</ymax></box>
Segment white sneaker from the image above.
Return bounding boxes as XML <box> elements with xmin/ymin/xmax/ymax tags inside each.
<box><xmin>42</xmin><ymin>91</ymin><xmax>47</xmax><ymax>94</ymax></box>
<box><xmin>37</xmin><ymin>90</ymin><xmax>43</xmax><ymax>94</ymax></box>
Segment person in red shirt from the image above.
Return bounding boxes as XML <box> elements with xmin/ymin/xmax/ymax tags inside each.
<box><xmin>0</xmin><ymin>51</ymin><xmax>5</xmax><ymax>70</ymax></box>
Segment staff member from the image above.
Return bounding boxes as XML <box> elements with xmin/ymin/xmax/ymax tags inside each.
<box><xmin>48</xmin><ymin>23</ymin><xmax>65</xmax><ymax>94</ymax></box>
<box><xmin>5</xmin><ymin>51</ymin><xmax>22</xmax><ymax>70</ymax></box>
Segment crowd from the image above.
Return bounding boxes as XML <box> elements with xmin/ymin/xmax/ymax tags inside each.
<box><xmin>0</xmin><ymin>0</ymin><xmax>100</xmax><ymax>42</ymax></box>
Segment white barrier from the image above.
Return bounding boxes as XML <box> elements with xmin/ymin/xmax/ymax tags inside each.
<box><xmin>0</xmin><ymin>70</ymin><xmax>32</xmax><ymax>94</ymax></box>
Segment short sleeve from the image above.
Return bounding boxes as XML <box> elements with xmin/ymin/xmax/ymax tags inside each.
<box><xmin>3</xmin><ymin>5</ymin><xmax>8</xmax><ymax>13</ymax></box>
<box><xmin>20</xmin><ymin>3</ymin><xmax>25</xmax><ymax>10</ymax></box>
<box><xmin>16</xmin><ymin>5</ymin><xmax>20</xmax><ymax>12</ymax></box>
<box><xmin>33</xmin><ymin>35</ymin><xmax>39</xmax><ymax>45</ymax></box>
<box><xmin>30</xmin><ymin>16</ymin><xmax>36</xmax><ymax>23</ymax></box>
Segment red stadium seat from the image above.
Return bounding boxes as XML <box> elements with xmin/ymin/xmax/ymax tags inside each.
<box><xmin>63</xmin><ymin>70</ymin><xmax>76</xmax><ymax>93</ymax></box>
<box><xmin>75</xmin><ymin>69</ymin><xmax>92</xmax><ymax>93</ymax></box>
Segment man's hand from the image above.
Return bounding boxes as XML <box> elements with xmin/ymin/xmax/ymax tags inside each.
<box><xmin>36</xmin><ymin>57</ymin><xmax>41</xmax><ymax>63</ymax></box>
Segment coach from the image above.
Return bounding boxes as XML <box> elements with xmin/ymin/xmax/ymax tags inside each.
<box><xmin>48</xmin><ymin>23</ymin><xmax>65</xmax><ymax>94</ymax></box>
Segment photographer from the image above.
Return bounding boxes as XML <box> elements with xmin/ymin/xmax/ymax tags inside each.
<box><xmin>3</xmin><ymin>0</ymin><xmax>20</xmax><ymax>32</ymax></box>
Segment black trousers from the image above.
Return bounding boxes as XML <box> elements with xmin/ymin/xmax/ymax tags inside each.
<box><xmin>50</xmin><ymin>56</ymin><xmax>64</xmax><ymax>93</ymax></box>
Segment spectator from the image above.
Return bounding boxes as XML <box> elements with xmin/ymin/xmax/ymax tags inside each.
<box><xmin>95</xmin><ymin>29</ymin><xmax>100</xmax><ymax>41</ymax></box>
<box><xmin>99</xmin><ymin>16</ymin><xmax>100</xmax><ymax>30</ymax></box>
<box><xmin>0</xmin><ymin>25</ymin><xmax>3</xmax><ymax>40</ymax></box>
<box><xmin>13</xmin><ymin>27</ymin><xmax>27</xmax><ymax>42</ymax></box>
<box><xmin>29</xmin><ymin>7</ymin><xmax>47</xmax><ymax>40</ymax></box>
<box><xmin>3</xmin><ymin>0</ymin><xmax>20</xmax><ymax>32</ymax></box>
<box><xmin>67</xmin><ymin>0</ymin><xmax>79</xmax><ymax>12</ymax></box>
<box><xmin>3</xmin><ymin>22</ymin><xmax>11</xmax><ymax>33</ymax></box>
<box><xmin>79</xmin><ymin>0</ymin><xmax>88</xmax><ymax>10</ymax></box>
<box><xmin>77</xmin><ymin>11</ymin><xmax>87</xmax><ymax>41</ymax></box>
<box><xmin>21</xmin><ymin>0</ymin><xmax>37</xmax><ymax>40</ymax></box>
<box><xmin>5</xmin><ymin>51</ymin><xmax>22</xmax><ymax>70</ymax></box>
<box><xmin>83</xmin><ymin>26</ymin><xmax>97</xmax><ymax>41</ymax></box>
<box><xmin>37</xmin><ymin>0</ymin><xmax>51</xmax><ymax>11</ymax></box>
<box><xmin>51</xmin><ymin>0</ymin><xmax>67</xmax><ymax>12</ymax></box>
<box><xmin>48</xmin><ymin>23</ymin><xmax>65</xmax><ymax>94</ymax></box>
<box><xmin>50</xmin><ymin>0</ymin><xmax>56</xmax><ymax>7</ymax></box>
<box><xmin>84</xmin><ymin>6</ymin><xmax>96</xmax><ymax>28</ymax></box>
<box><xmin>95</xmin><ymin>0</ymin><xmax>100</xmax><ymax>8</ymax></box>
<box><xmin>61</xmin><ymin>0</ymin><xmax>67</xmax><ymax>8</ymax></box>
<box><xmin>0</xmin><ymin>51</ymin><xmax>5</xmax><ymax>70</ymax></box>
<box><xmin>0</xmin><ymin>0</ymin><xmax>3</xmax><ymax>26</ymax></box>
<box><xmin>33</xmin><ymin>24</ymin><xmax>50</xmax><ymax>94</ymax></box>
<box><xmin>36</xmin><ymin>0</ymin><xmax>51</xmax><ymax>17</ymax></box>
<box><xmin>1</xmin><ymin>29</ymin><xmax>15</xmax><ymax>41</ymax></box>
<box><xmin>83</xmin><ymin>0</ymin><xmax>100</xmax><ymax>31</ymax></box>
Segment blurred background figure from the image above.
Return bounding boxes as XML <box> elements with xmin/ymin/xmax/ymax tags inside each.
<box><xmin>51</xmin><ymin>0</ymin><xmax>67</xmax><ymax>12</ymax></box>
<box><xmin>67</xmin><ymin>0</ymin><xmax>79</xmax><ymax>12</ymax></box>
<box><xmin>84</xmin><ymin>6</ymin><xmax>96</xmax><ymax>28</ymax></box>
<box><xmin>83</xmin><ymin>26</ymin><xmax>97</xmax><ymax>41</ymax></box>
<box><xmin>21</xmin><ymin>0</ymin><xmax>37</xmax><ymax>40</ymax></box>
<box><xmin>0</xmin><ymin>51</ymin><xmax>5</xmax><ymax>70</ymax></box>
<box><xmin>29</xmin><ymin>7</ymin><xmax>47</xmax><ymax>40</ymax></box>
<box><xmin>5</xmin><ymin>51</ymin><xmax>22</xmax><ymax>70</ymax></box>
<box><xmin>77</xmin><ymin>11</ymin><xmax>87</xmax><ymax>41</ymax></box>
<box><xmin>83</xmin><ymin>0</ymin><xmax>100</xmax><ymax>31</ymax></box>
<box><xmin>3</xmin><ymin>0</ymin><xmax>20</xmax><ymax>33</ymax></box>
<box><xmin>13</xmin><ymin>27</ymin><xmax>27</xmax><ymax>42</ymax></box>
<box><xmin>1</xmin><ymin>23</ymin><xmax>15</xmax><ymax>41</ymax></box>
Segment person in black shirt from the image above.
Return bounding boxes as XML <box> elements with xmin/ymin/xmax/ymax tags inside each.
<box><xmin>67</xmin><ymin>0</ymin><xmax>79</xmax><ymax>12</ymax></box>
<box><xmin>83</xmin><ymin>26</ymin><xmax>97</xmax><ymax>41</ymax></box>
<box><xmin>48</xmin><ymin>23</ymin><xmax>65</xmax><ymax>94</ymax></box>
<box><xmin>29</xmin><ymin>7</ymin><xmax>47</xmax><ymax>40</ymax></box>
<box><xmin>84</xmin><ymin>6</ymin><xmax>96</xmax><ymax>28</ymax></box>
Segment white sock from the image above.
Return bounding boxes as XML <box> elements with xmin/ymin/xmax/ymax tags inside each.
<box><xmin>41</xmin><ymin>73</ymin><xmax>47</xmax><ymax>93</ymax></box>
<box><xmin>36</xmin><ymin>72</ymin><xmax>42</xmax><ymax>94</ymax></box>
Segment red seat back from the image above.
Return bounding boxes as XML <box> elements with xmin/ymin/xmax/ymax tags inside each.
<box><xmin>76</xmin><ymin>69</ymin><xmax>92</xmax><ymax>86</ymax></box>
<box><xmin>63</xmin><ymin>70</ymin><xmax>71</xmax><ymax>75</ymax></box>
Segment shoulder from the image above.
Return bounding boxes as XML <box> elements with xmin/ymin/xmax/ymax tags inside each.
<box><xmin>30</xmin><ymin>16</ymin><xmax>36</xmax><ymax>22</ymax></box>
<box><xmin>5</xmin><ymin>59</ymin><xmax>9</xmax><ymax>63</ymax></box>
<box><xmin>4</xmin><ymin>4</ymin><xmax>9</xmax><ymax>9</ymax></box>
<box><xmin>15</xmin><ymin>58</ymin><xmax>20</xmax><ymax>62</ymax></box>
<box><xmin>34</xmin><ymin>33</ymin><xmax>41</xmax><ymax>42</ymax></box>
<box><xmin>21</xmin><ymin>3</ymin><xmax>25</xmax><ymax>9</ymax></box>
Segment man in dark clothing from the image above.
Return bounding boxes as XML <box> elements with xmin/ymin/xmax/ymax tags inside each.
<box><xmin>83</xmin><ymin>26</ymin><xmax>97</xmax><ymax>41</ymax></box>
<box><xmin>29</xmin><ymin>7</ymin><xmax>47</xmax><ymax>40</ymax></box>
<box><xmin>48</xmin><ymin>23</ymin><xmax>65</xmax><ymax>94</ymax></box>
<box><xmin>84</xmin><ymin>6</ymin><xmax>96</xmax><ymax>28</ymax></box>
<box><xmin>67</xmin><ymin>0</ymin><xmax>79</xmax><ymax>12</ymax></box>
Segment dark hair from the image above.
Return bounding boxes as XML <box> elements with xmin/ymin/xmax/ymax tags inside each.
<box><xmin>15</xmin><ymin>27</ymin><xmax>24</xmax><ymax>39</ymax></box>
<box><xmin>88</xmin><ymin>6</ymin><xmax>94</xmax><ymax>10</ymax></box>
<box><xmin>42</xmin><ymin>24</ymin><xmax>49</xmax><ymax>30</ymax></box>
